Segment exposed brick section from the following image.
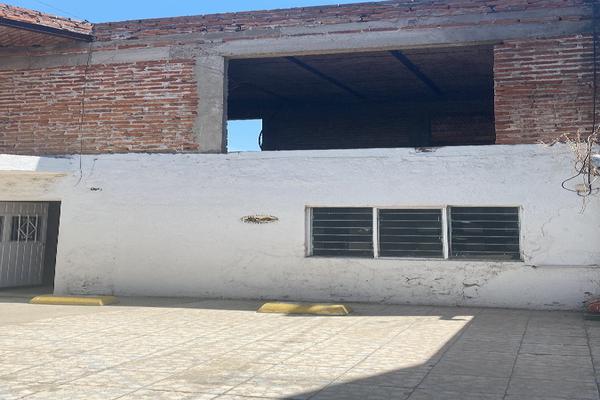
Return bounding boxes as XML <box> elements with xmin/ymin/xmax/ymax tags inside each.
<box><xmin>0</xmin><ymin>3</ymin><xmax>92</xmax><ymax>35</ymax></box>
<box><xmin>431</xmin><ymin>114</ymin><xmax>494</xmax><ymax>146</ymax></box>
<box><xmin>494</xmin><ymin>34</ymin><xmax>597</xmax><ymax>144</ymax></box>
<box><xmin>93</xmin><ymin>0</ymin><xmax>590</xmax><ymax>42</ymax></box>
<box><xmin>0</xmin><ymin>60</ymin><xmax>198</xmax><ymax>154</ymax></box>
<box><xmin>0</xmin><ymin>1</ymin><xmax>596</xmax><ymax>155</ymax></box>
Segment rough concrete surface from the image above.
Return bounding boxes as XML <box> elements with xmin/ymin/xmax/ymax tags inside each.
<box><xmin>1</xmin><ymin>145</ymin><xmax>598</xmax><ymax>309</ymax></box>
<box><xmin>0</xmin><ymin>296</ymin><xmax>600</xmax><ymax>399</ymax></box>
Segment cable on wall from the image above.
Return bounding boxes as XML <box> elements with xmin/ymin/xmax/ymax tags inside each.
<box><xmin>74</xmin><ymin>41</ymin><xmax>93</xmax><ymax>186</ymax></box>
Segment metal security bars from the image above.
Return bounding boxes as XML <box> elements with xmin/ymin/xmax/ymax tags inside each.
<box><xmin>10</xmin><ymin>216</ymin><xmax>41</xmax><ymax>242</ymax></box>
<box><xmin>309</xmin><ymin>206</ymin><xmax>521</xmax><ymax>261</ymax></box>
<box><xmin>449</xmin><ymin>207</ymin><xmax>521</xmax><ymax>260</ymax></box>
<box><xmin>0</xmin><ymin>203</ymin><xmax>49</xmax><ymax>289</ymax></box>
<box><xmin>311</xmin><ymin>208</ymin><xmax>373</xmax><ymax>257</ymax></box>
<box><xmin>378</xmin><ymin>209</ymin><xmax>443</xmax><ymax>258</ymax></box>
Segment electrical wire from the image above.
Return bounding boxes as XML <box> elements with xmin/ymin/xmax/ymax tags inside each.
<box><xmin>74</xmin><ymin>42</ymin><xmax>93</xmax><ymax>187</ymax></box>
<box><xmin>30</xmin><ymin>0</ymin><xmax>86</xmax><ymax>20</ymax></box>
<box><xmin>560</xmin><ymin>2</ymin><xmax>599</xmax><ymax>197</ymax></box>
<box><xmin>594</xmin><ymin>3</ymin><xmax>598</xmax><ymax>132</ymax></box>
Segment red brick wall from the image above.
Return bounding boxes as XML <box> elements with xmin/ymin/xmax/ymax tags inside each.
<box><xmin>494</xmin><ymin>34</ymin><xmax>597</xmax><ymax>144</ymax></box>
<box><xmin>0</xmin><ymin>60</ymin><xmax>198</xmax><ymax>154</ymax></box>
<box><xmin>0</xmin><ymin>0</ymin><xmax>595</xmax><ymax>155</ymax></box>
<box><xmin>431</xmin><ymin>114</ymin><xmax>494</xmax><ymax>146</ymax></box>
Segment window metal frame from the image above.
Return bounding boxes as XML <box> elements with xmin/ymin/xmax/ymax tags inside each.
<box><xmin>307</xmin><ymin>205</ymin><xmax>523</xmax><ymax>261</ymax></box>
<box><xmin>377</xmin><ymin>207</ymin><xmax>445</xmax><ymax>259</ymax></box>
<box><xmin>305</xmin><ymin>207</ymin><xmax>313</xmax><ymax>256</ymax></box>
<box><xmin>441</xmin><ymin>207</ymin><xmax>450</xmax><ymax>259</ymax></box>
<box><xmin>307</xmin><ymin>206</ymin><xmax>374</xmax><ymax>258</ymax></box>
<box><xmin>447</xmin><ymin>205</ymin><xmax>522</xmax><ymax>261</ymax></box>
<box><xmin>372</xmin><ymin>207</ymin><xmax>379</xmax><ymax>258</ymax></box>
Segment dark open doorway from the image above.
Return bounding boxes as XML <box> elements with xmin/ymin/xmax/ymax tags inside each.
<box><xmin>227</xmin><ymin>45</ymin><xmax>494</xmax><ymax>150</ymax></box>
<box><xmin>43</xmin><ymin>201</ymin><xmax>60</xmax><ymax>287</ymax></box>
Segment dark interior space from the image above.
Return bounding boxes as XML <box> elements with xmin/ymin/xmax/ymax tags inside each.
<box><xmin>43</xmin><ymin>201</ymin><xmax>61</xmax><ymax>287</ymax></box>
<box><xmin>227</xmin><ymin>45</ymin><xmax>495</xmax><ymax>151</ymax></box>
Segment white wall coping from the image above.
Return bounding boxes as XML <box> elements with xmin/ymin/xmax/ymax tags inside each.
<box><xmin>0</xmin><ymin>143</ymin><xmax>571</xmax><ymax>165</ymax></box>
<box><xmin>0</xmin><ymin>154</ymin><xmax>73</xmax><ymax>175</ymax></box>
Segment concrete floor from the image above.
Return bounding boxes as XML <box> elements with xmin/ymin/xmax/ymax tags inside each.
<box><xmin>0</xmin><ymin>296</ymin><xmax>599</xmax><ymax>399</ymax></box>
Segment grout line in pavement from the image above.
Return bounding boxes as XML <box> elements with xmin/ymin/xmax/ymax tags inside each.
<box><xmin>501</xmin><ymin>309</ymin><xmax>531</xmax><ymax>400</ymax></box>
<box><xmin>402</xmin><ymin>307</ymin><xmax>485</xmax><ymax>400</ymax></box>
<box><xmin>304</xmin><ymin>315</ymin><xmax>424</xmax><ymax>399</ymax></box>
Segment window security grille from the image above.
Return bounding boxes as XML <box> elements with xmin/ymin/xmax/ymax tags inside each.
<box><xmin>449</xmin><ymin>207</ymin><xmax>520</xmax><ymax>260</ymax></box>
<box><xmin>378</xmin><ymin>209</ymin><xmax>443</xmax><ymax>258</ymax></box>
<box><xmin>311</xmin><ymin>207</ymin><xmax>373</xmax><ymax>257</ymax></box>
<box><xmin>11</xmin><ymin>216</ymin><xmax>41</xmax><ymax>242</ymax></box>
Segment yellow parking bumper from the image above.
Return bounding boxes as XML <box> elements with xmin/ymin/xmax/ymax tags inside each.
<box><xmin>30</xmin><ymin>295</ymin><xmax>118</xmax><ymax>306</ymax></box>
<box><xmin>257</xmin><ymin>302</ymin><xmax>351</xmax><ymax>316</ymax></box>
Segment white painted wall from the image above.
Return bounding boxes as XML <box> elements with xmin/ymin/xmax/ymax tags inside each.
<box><xmin>0</xmin><ymin>145</ymin><xmax>599</xmax><ymax>309</ymax></box>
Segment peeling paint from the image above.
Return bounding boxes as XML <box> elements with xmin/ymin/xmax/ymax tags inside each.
<box><xmin>0</xmin><ymin>145</ymin><xmax>599</xmax><ymax>309</ymax></box>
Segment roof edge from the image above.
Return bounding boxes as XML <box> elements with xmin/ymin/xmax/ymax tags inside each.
<box><xmin>0</xmin><ymin>16</ymin><xmax>93</xmax><ymax>41</ymax></box>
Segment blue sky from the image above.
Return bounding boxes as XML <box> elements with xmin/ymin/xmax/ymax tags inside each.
<box><xmin>227</xmin><ymin>120</ymin><xmax>262</xmax><ymax>152</ymax></box>
<box><xmin>8</xmin><ymin>0</ymin><xmax>366</xmax><ymax>151</ymax></box>
<box><xmin>8</xmin><ymin>0</ymin><xmax>367</xmax><ymax>22</ymax></box>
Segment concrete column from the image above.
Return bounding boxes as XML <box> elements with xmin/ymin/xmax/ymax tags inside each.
<box><xmin>193</xmin><ymin>55</ymin><xmax>227</xmax><ymax>153</ymax></box>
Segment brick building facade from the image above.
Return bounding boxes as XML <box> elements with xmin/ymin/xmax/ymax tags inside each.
<box><xmin>0</xmin><ymin>1</ymin><xmax>599</xmax><ymax>309</ymax></box>
<box><xmin>0</xmin><ymin>0</ymin><xmax>597</xmax><ymax>154</ymax></box>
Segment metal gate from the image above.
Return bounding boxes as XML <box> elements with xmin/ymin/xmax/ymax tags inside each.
<box><xmin>0</xmin><ymin>202</ymin><xmax>48</xmax><ymax>288</ymax></box>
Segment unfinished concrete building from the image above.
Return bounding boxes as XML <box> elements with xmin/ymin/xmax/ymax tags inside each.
<box><xmin>0</xmin><ymin>0</ymin><xmax>599</xmax><ymax>308</ymax></box>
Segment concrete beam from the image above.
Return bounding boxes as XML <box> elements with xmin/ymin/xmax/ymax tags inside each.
<box><xmin>389</xmin><ymin>50</ymin><xmax>443</xmax><ymax>96</ymax></box>
<box><xmin>194</xmin><ymin>55</ymin><xmax>227</xmax><ymax>153</ymax></box>
<box><xmin>275</xmin><ymin>6</ymin><xmax>591</xmax><ymax>37</ymax></box>
<box><xmin>0</xmin><ymin>6</ymin><xmax>591</xmax><ymax>70</ymax></box>
<box><xmin>214</xmin><ymin>20</ymin><xmax>592</xmax><ymax>59</ymax></box>
<box><xmin>285</xmin><ymin>56</ymin><xmax>365</xmax><ymax>99</ymax></box>
<box><xmin>0</xmin><ymin>45</ymin><xmax>171</xmax><ymax>71</ymax></box>
<box><xmin>90</xmin><ymin>46</ymin><xmax>170</xmax><ymax>64</ymax></box>
<box><xmin>80</xmin><ymin>4</ymin><xmax>590</xmax><ymax>49</ymax></box>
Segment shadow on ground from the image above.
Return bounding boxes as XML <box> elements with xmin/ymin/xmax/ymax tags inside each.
<box><xmin>0</xmin><ymin>287</ymin><xmax>597</xmax><ymax>399</ymax></box>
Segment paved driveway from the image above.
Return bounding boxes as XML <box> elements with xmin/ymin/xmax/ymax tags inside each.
<box><xmin>0</xmin><ymin>296</ymin><xmax>599</xmax><ymax>400</ymax></box>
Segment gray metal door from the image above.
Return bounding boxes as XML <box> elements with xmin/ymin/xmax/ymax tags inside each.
<box><xmin>0</xmin><ymin>202</ymin><xmax>48</xmax><ymax>288</ymax></box>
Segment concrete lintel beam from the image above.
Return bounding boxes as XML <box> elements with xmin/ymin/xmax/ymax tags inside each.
<box><xmin>90</xmin><ymin>46</ymin><xmax>170</xmax><ymax>64</ymax></box>
<box><xmin>0</xmin><ymin>45</ymin><xmax>172</xmax><ymax>71</ymax></box>
<box><xmin>214</xmin><ymin>20</ymin><xmax>592</xmax><ymax>59</ymax></box>
<box><xmin>0</xmin><ymin>17</ymin><xmax>591</xmax><ymax>70</ymax></box>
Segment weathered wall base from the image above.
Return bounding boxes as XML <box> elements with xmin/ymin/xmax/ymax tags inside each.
<box><xmin>0</xmin><ymin>145</ymin><xmax>598</xmax><ymax>309</ymax></box>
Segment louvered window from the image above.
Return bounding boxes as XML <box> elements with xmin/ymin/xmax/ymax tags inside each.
<box><xmin>378</xmin><ymin>209</ymin><xmax>443</xmax><ymax>258</ymax></box>
<box><xmin>449</xmin><ymin>207</ymin><xmax>520</xmax><ymax>260</ymax></box>
<box><xmin>309</xmin><ymin>206</ymin><xmax>522</xmax><ymax>261</ymax></box>
<box><xmin>311</xmin><ymin>208</ymin><xmax>373</xmax><ymax>257</ymax></box>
